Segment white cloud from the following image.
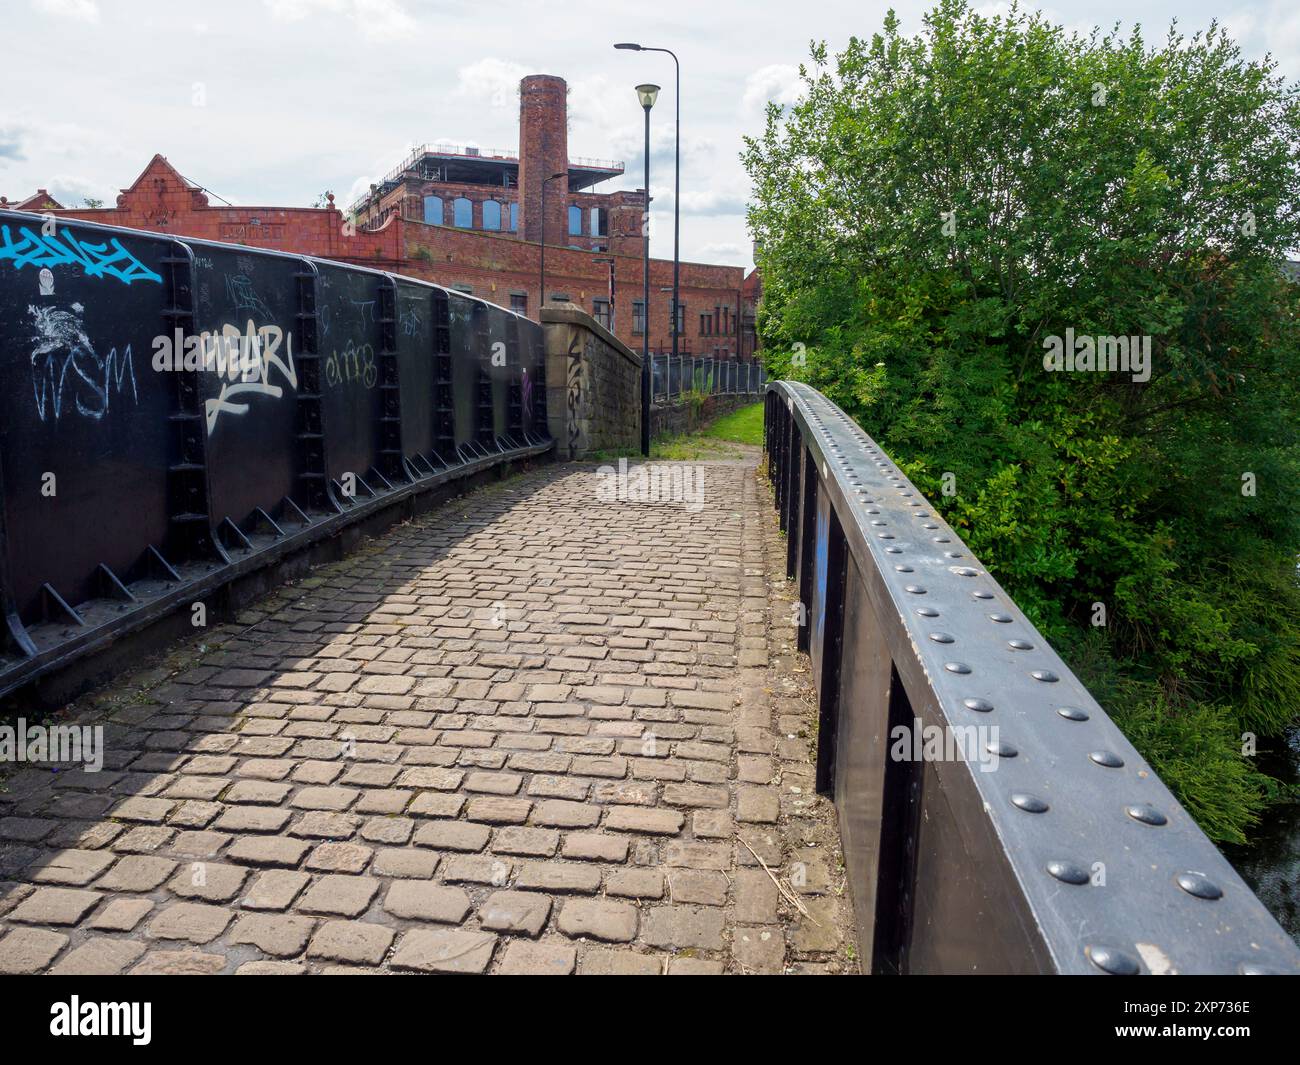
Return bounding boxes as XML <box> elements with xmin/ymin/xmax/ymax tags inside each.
<box><xmin>455</xmin><ymin>58</ymin><xmax>529</xmax><ymax>110</ymax></box>
<box><xmin>741</xmin><ymin>64</ymin><xmax>804</xmax><ymax>115</ymax></box>
<box><xmin>264</xmin><ymin>0</ymin><xmax>414</xmax><ymax>42</ymax></box>
<box><xmin>32</xmin><ymin>0</ymin><xmax>99</xmax><ymax>22</ymax></box>
<box><xmin>47</xmin><ymin>173</ymin><xmax>115</xmax><ymax>207</ymax></box>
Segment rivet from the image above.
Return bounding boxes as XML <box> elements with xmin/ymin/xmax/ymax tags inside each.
<box><xmin>895</xmin><ymin>565</ymin><xmax>913</xmax><ymax>572</ymax></box>
<box><xmin>988</xmin><ymin>613</ymin><xmax>1012</xmax><ymax>623</ymax></box>
<box><xmin>1085</xmin><ymin>944</ymin><xmax>1140</xmax><ymax>975</ymax></box>
<box><xmin>988</xmin><ymin>740</ymin><xmax>1017</xmax><ymax>757</ymax></box>
<box><xmin>905</xmin><ymin>585</ymin><xmax>927</xmax><ymax>594</ymax></box>
<box><xmin>972</xmin><ymin>590</ymin><xmax>994</xmax><ymax>600</ymax></box>
<box><xmin>932</xmin><ymin>536</ymin><xmax>951</xmax><ymax>543</ymax></box>
<box><xmin>885</xmin><ymin>546</ymin><xmax>902</xmax><ymax>554</ymax></box>
<box><xmin>944</xmin><ymin>662</ymin><xmax>971</xmax><ymax>674</ymax></box>
<box><xmin>1047</xmin><ymin>861</ymin><xmax>1090</xmax><ymax>885</ymax></box>
<box><xmin>915</xmin><ymin>606</ymin><xmax>939</xmax><ymax>617</ymax></box>
<box><xmin>870</xmin><ymin>520</ymin><xmax>887</xmax><ymax>526</ymax></box>
<box><xmin>951</xmin><ymin>567</ymin><xmax>978</xmax><ymax>577</ymax></box>
<box><xmin>1126</xmin><ymin>803</ymin><xmax>1167</xmax><ymax>826</ymax></box>
<box><xmin>922</xmin><ymin>523</ymin><xmax>939</xmax><ymax>530</ymax></box>
<box><xmin>878</xmin><ymin>533</ymin><xmax>895</xmax><ymax>540</ymax></box>
<box><xmin>1176</xmin><ymin>872</ymin><xmax>1223</xmax><ymax>900</ymax></box>
<box><xmin>1011</xmin><ymin>793</ymin><xmax>1049</xmax><ymax>813</ymax></box>
<box><xmin>1008</xmin><ymin>639</ymin><xmax>1033</xmax><ymax>651</ymax></box>
<box><xmin>1057</xmin><ymin>706</ymin><xmax>1089</xmax><ymax>721</ymax></box>
<box><xmin>1031</xmin><ymin>670</ymin><xmax>1059</xmax><ymax>683</ymax></box>
<box><xmin>963</xmin><ymin>697</ymin><xmax>994</xmax><ymax>712</ymax></box>
<box><xmin>1089</xmin><ymin>750</ymin><xmax>1124</xmax><ymax>768</ymax></box>
<box><xmin>928</xmin><ymin>632</ymin><xmax>955</xmax><ymax>644</ymax></box>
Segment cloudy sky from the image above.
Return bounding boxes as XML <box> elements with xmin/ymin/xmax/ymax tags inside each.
<box><xmin>2</xmin><ymin>0</ymin><xmax>1297</xmax><ymax>270</ymax></box>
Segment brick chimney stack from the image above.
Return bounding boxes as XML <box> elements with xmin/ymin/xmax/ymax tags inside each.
<box><xmin>517</xmin><ymin>74</ymin><xmax>569</xmax><ymax>246</ymax></box>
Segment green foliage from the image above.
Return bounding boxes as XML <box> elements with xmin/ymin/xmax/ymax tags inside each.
<box><xmin>743</xmin><ymin>0</ymin><xmax>1300</xmax><ymax>843</ymax></box>
<box><xmin>706</xmin><ymin>401</ymin><xmax>765</xmax><ymax>446</ymax></box>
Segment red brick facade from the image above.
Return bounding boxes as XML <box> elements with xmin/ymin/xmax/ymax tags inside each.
<box><xmin>35</xmin><ymin>72</ymin><xmax>758</xmax><ymax>359</ymax></box>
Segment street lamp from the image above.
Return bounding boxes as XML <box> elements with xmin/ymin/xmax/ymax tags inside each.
<box><xmin>634</xmin><ymin>82</ymin><xmax>659</xmax><ymax>456</ymax></box>
<box><xmin>616</xmin><ymin>43</ymin><xmax>680</xmax><ymax>365</ymax></box>
<box><xmin>539</xmin><ymin>170</ymin><xmax>565</xmax><ymax>316</ymax></box>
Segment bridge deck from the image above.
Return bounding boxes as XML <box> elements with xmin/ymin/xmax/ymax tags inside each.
<box><xmin>0</xmin><ymin>451</ymin><xmax>855</xmax><ymax>975</ymax></box>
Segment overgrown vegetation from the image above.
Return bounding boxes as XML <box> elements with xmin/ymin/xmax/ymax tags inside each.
<box><xmin>743</xmin><ymin>0</ymin><xmax>1300</xmax><ymax>842</ymax></box>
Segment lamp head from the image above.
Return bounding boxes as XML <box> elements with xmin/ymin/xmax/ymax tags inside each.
<box><xmin>636</xmin><ymin>83</ymin><xmax>660</xmax><ymax>110</ymax></box>
<box><xmin>614</xmin><ymin>42</ymin><xmax>643</xmax><ymax>50</ymax></box>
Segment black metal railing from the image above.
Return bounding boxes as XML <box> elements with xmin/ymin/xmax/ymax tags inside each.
<box><xmin>0</xmin><ymin>209</ymin><xmax>551</xmax><ymax>697</ymax></box>
<box><xmin>650</xmin><ymin>354</ymin><xmax>766</xmax><ymax>401</ymax></box>
<box><xmin>765</xmin><ymin>380</ymin><xmax>1300</xmax><ymax>975</ymax></box>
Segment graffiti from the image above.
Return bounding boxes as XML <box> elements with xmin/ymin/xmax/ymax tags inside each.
<box><xmin>319</xmin><ymin>302</ymin><xmax>331</xmax><ymax>338</ymax></box>
<box><xmin>350</xmin><ymin>299</ymin><xmax>376</xmax><ymax>328</ymax></box>
<box><xmin>224</xmin><ymin>273</ymin><xmax>272</xmax><ymax>320</ymax></box>
<box><xmin>325</xmin><ymin>340</ymin><xmax>377</xmax><ymax>390</ymax></box>
<box><xmin>199</xmin><ymin>320</ymin><xmax>298</xmax><ymax>434</ymax></box>
<box><xmin>399</xmin><ymin>304</ymin><xmax>422</xmax><ymax>337</ymax></box>
<box><xmin>521</xmin><ymin>365</ymin><xmax>533</xmax><ymax>425</ymax></box>
<box><xmin>0</xmin><ymin>224</ymin><xmax>162</xmax><ymax>285</ymax></box>
<box><xmin>28</xmin><ymin>304</ymin><xmax>138</xmax><ymax>423</ymax></box>
<box><xmin>566</xmin><ymin>333</ymin><xmax>584</xmax><ymax>459</ymax></box>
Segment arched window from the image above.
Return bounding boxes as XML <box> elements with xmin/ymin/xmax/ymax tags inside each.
<box><xmin>590</xmin><ymin>207</ymin><xmax>607</xmax><ymax>236</ymax></box>
<box><xmin>568</xmin><ymin>205</ymin><xmax>582</xmax><ymax>236</ymax></box>
<box><xmin>453</xmin><ymin>197</ymin><xmax>473</xmax><ymax>228</ymax></box>
<box><xmin>509</xmin><ymin>202</ymin><xmax>518</xmax><ymax>231</ymax></box>
<box><xmin>482</xmin><ymin>200</ymin><xmax>502</xmax><ymax>230</ymax></box>
<box><xmin>422</xmin><ymin>195</ymin><xmax>443</xmax><ymax>225</ymax></box>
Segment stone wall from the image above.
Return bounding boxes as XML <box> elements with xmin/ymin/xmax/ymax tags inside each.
<box><xmin>650</xmin><ymin>393</ymin><xmax>759</xmax><ymax>440</ymax></box>
<box><xmin>542</xmin><ymin>304</ymin><xmax>642</xmax><ymax>458</ymax></box>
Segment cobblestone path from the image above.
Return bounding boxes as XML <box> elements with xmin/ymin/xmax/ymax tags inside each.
<box><xmin>0</xmin><ymin>452</ymin><xmax>856</xmax><ymax>974</ymax></box>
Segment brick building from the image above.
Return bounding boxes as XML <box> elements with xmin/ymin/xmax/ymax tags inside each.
<box><xmin>20</xmin><ymin>73</ymin><xmax>758</xmax><ymax>360</ymax></box>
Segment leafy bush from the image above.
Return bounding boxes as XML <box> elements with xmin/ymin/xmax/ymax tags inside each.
<box><xmin>743</xmin><ymin>0</ymin><xmax>1300</xmax><ymax>843</ymax></box>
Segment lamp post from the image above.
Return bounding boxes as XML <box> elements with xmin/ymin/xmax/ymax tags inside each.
<box><xmin>616</xmin><ymin>43</ymin><xmax>680</xmax><ymax>365</ymax></box>
<box><xmin>539</xmin><ymin>170</ymin><xmax>565</xmax><ymax>316</ymax></box>
<box><xmin>635</xmin><ymin>82</ymin><xmax>659</xmax><ymax>456</ymax></box>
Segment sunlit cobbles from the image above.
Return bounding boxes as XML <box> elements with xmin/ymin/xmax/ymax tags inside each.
<box><xmin>478</xmin><ymin>890</ymin><xmax>552</xmax><ymax>936</ymax></box>
<box><xmin>513</xmin><ymin>862</ymin><xmax>603</xmax><ymax>894</ymax></box>
<box><xmin>640</xmin><ymin>905</ymin><xmax>726</xmax><ymax>951</ymax></box>
<box><xmin>29</xmin><ymin>848</ymin><xmax>115</xmax><ymax>886</ymax></box>
<box><xmin>0</xmin><ymin>928</ymin><xmax>70</xmax><ymax>974</ymax></box>
<box><xmin>48</xmin><ymin>937</ymin><xmax>146</xmax><ymax>976</ymax></box>
<box><xmin>167</xmin><ymin>862</ymin><xmax>249</xmax><ymax>901</ymax></box>
<box><xmin>557</xmin><ymin>898</ymin><xmax>639</xmax><ymax>942</ymax></box>
<box><xmin>603</xmin><ymin>806</ymin><xmax>683</xmax><ymax>835</ymax></box>
<box><xmin>8</xmin><ymin>887</ymin><xmax>102</xmax><ymax>926</ymax></box>
<box><xmin>560</xmin><ymin>833</ymin><xmax>630</xmax><ymax>862</ymax></box>
<box><xmin>229</xmin><ymin>914</ymin><xmax>315</xmax><ymax>958</ymax></box>
<box><xmin>390</xmin><ymin>928</ymin><xmax>497</xmax><ymax>974</ymax></box>
<box><xmin>382</xmin><ymin>882</ymin><xmax>472</xmax><ymax>924</ymax></box>
<box><xmin>579</xmin><ymin>948</ymin><xmax>663</xmax><ymax>975</ymax></box>
<box><xmin>242</xmin><ymin>870</ymin><xmax>310</xmax><ymax>912</ymax></box>
<box><xmin>497</xmin><ymin>941</ymin><xmax>576</xmax><ymax>975</ymax></box>
<box><xmin>413</xmin><ymin>820</ymin><xmax>490</xmax><ymax>852</ymax></box>
<box><xmin>306</xmin><ymin>920</ymin><xmax>395</xmax><ymax>967</ymax></box>
<box><xmin>295</xmin><ymin>874</ymin><xmax>380</xmax><ymax>917</ymax></box>
<box><xmin>86</xmin><ymin>897</ymin><xmax>155</xmax><ymax>932</ymax></box>
<box><xmin>213</xmin><ymin>806</ymin><xmax>293</xmax><ymax>834</ymax></box>
<box><xmin>129</xmin><ymin>950</ymin><xmax>226</xmax><ymax>975</ymax></box>
<box><xmin>145</xmin><ymin>902</ymin><xmax>232</xmax><ymax>944</ymax></box>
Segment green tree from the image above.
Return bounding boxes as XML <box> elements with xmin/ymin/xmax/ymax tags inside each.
<box><xmin>744</xmin><ymin>0</ymin><xmax>1300</xmax><ymax>843</ymax></box>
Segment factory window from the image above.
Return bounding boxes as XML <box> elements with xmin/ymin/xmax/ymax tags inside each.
<box><xmin>590</xmin><ymin>207</ymin><xmax>607</xmax><ymax>237</ymax></box>
<box><xmin>423</xmin><ymin>196</ymin><xmax>444</xmax><ymax>225</ymax></box>
<box><xmin>509</xmin><ymin>202</ymin><xmax>518</xmax><ymax>231</ymax></box>
<box><xmin>453</xmin><ymin>197</ymin><xmax>473</xmax><ymax>228</ymax></box>
<box><xmin>568</xmin><ymin>205</ymin><xmax>582</xmax><ymax>236</ymax></box>
<box><xmin>483</xmin><ymin>200</ymin><xmax>502</xmax><ymax>230</ymax></box>
<box><xmin>632</xmin><ymin>300</ymin><xmax>646</xmax><ymax>335</ymax></box>
<box><xmin>699</xmin><ymin>312</ymin><xmax>710</xmax><ymax>336</ymax></box>
<box><xmin>593</xmin><ymin>299</ymin><xmax>612</xmax><ymax>330</ymax></box>
<box><xmin>670</xmin><ymin>301</ymin><xmax>685</xmax><ymax>334</ymax></box>
<box><xmin>510</xmin><ymin>292</ymin><xmax>527</xmax><ymax>315</ymax></box>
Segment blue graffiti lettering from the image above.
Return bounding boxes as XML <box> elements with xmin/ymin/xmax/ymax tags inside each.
<box><xmin>0</xmin><ymin>224</ymin><xmax>162</xmax><ymax>285</ymax></box>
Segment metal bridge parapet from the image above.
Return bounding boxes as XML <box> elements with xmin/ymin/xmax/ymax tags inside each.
<box><xmin>764</xmin><ymin>380</ymin><xmax>1300</xmax><ymax>975</ymax></box>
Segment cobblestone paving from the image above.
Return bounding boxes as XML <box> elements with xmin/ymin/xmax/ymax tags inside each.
<box><xmin>0</xmin><ymin>452</ymin><xmax>856</xmax><ymax>974</ymax></box>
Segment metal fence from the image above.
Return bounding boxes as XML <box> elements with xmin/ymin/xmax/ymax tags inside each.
<box><xmin>765</xmin><ymin>380</ymin><xmax>1300</xmax><ymax>975</ymax></box>
<box><xmin>0</xmin><ymin>209</ymin><xmax>550</xmax><ymax>697</ymax></box>
<box><xmin>650</xmin><ymin>354</ymin><xmax>766</xmax><ymax>401</ymax></box>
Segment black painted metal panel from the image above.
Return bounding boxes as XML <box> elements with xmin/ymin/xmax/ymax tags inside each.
<box><xmin>0</xmin><ymin>208</ymin><xmax>551</xmax><ymax>696</ymax></box>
